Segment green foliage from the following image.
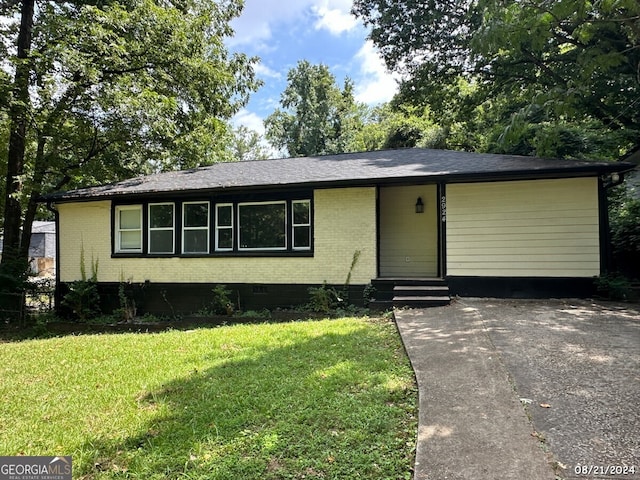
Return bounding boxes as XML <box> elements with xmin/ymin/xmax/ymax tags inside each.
<box><xmin>307</xmin><ymin>283</ymin><xmax>344</xmax><ymax>314</ymax></box>
<box><xmin>595</xmin><ymin>274</ymin><xmax>635</xmax><ymax>301</ymax></box>
<box><xmin>0</xmin><ymin>251</ymin><xmax>30</xmax><ymax>321</ymax></box>
<box><xmin>353</xmin><ymin>0</ymin><xmax>639</xmax><ymax>158</ymax></box>
<box><xmin>114</xmin><ymin>278</ymin><xmax>137</xmax><ymax>323</ymax></box>
<box><xmin>234</xmin><ymin>308</ymin><xmax>272</xmax><ymax>319</ymax></box>
<box><xmin>363</xmin><ymin>283</ymin><xmax>376</xmax><ymax>302</ymax></box>
<box><xmin>204</xmin><ymin>284</ymin><xmax>234</xmax><ymax>315</ymax></box>
<box><xmin>225</xmin><ymin>125</ymin><xmax>270</xmax><ymax>161</ymax></box>
<box><xmin>0</xmin><ymin>0</ymin><xmax>261</xmax><ymax>273</ymax></box>
<box><xmin>265</xmin><ymin>60</ymin><xmax>365</xmax><ymax>156</ymax></box>
<box><xmin>61</xmin><ymin>280</ymin><xmax>100</xmax><ymax>322</ymax></box>
<box><xmin>61</xmin><ymin>248</ymin><xmax>100</xmax><ymax>321</ymax></box>
<box><xmin>609</xmin><ymin>186</ymin><xmax>640</xmax><ymax>277</ymax></box>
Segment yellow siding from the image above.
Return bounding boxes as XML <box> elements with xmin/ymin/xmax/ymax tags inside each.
<box><xmin>446</xmin><ymin>178</ymin><xmax>600</xmax><ymax>277</ymax></box>
<box><xmin>379</xmin><ymin>185</ymin><xmax>438</xmax><ymax>277</ymax></box>
<box><xmin>57</xmin><ymin>188</ymin><xmax>377</xmax><ymax>285</ymax></box>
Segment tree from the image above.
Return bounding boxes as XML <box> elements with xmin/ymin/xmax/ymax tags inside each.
<box><xmin>264</xmin><ymin>61</ymin><xmax>364</xmax><ymax>157</ymax></box>
<box><xmin>226</xmin><ymin>125</ymin><xmax>270</xmax><ymax>161</ymax></box>
<box><xmin>353</xmin><ymin>0</ymin><xmax>640</xmax><ymax>158</ymax></box>
<box><xmin>0</xmin><ymin>0</ymin><xmax>260</xmax><ymax>288</ymax></box>
<box><xmin>351</xmin><ymin>103</ymin><xmax>446</xmax><ymax>151</ymax></box>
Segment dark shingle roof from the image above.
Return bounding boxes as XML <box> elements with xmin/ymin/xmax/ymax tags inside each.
<box><xmin>46</xmin><ymin>148</ymin><xmax>635</xmax><ymax>202</ymax></box>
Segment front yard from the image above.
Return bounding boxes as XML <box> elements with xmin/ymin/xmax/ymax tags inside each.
<box><xmin>0</xmin><ymin>316</ymin><xmax>417</xmax><ymax>479</ymax></box>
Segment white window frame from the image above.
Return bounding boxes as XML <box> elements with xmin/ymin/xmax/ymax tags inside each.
<box><xmin>182</xmin><ymin>201</ymin><xmax>210</xmax><ymax>254</ymax></box>
<box><xmin>238</xmin><ymin>201</ymin><xmax>287</xmax><ymax>251</ymax></box>
<box><xmin>215</xmin><ymin>203</ymin><xmax>234</xmax><ymax>252</ymax></box>
<box><xmin>292</xmin><ymin>200</ymin><xmax>311</xmax><ymax>251</ymax></box>
<box><xmin>115</xmin><ymin>205</ymin><xmax>143</xmax><ymax>253</ymax></box>
<box><xmin>148</xmin><ymin>202</ymin><xmax>175</xmax><ymax>254</ymax></box>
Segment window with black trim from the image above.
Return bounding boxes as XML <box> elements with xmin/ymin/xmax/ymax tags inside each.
<box><xmin>292</xmin><ymin>200</ymin><xmax>311</xmax><ymax>250</ymax></box>
<box><xmin>215</xmin><ymin>203</ymin><xmax>233</xmax><ymax>251</ymax></box>
<box><xmin>183</xmin><ymin>202</ymin><xmax>209</xmax><ymax>254</ymax></box>
<box><xmin>238</xmin><ymin>201</ymin><xmax>286</xmax><ymax>250</ymax></box>
<box><xmin>115</xmin><ymin>205</ymin><xmax>142</xmax><ymax>253</ymax></box>
<box><xmin>148</xmin><ymin>203</ymin><xmax>175</xmax><ymax>254</ymax></box>
<box><xmin>113</xmin><ymin>195</ymin><xmax>312</xmax><ymax>257</ymax></box>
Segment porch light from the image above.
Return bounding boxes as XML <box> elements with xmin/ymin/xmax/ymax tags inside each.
<box><xmin>415</xmin><ymin>197</ymin><xmax>424</xmax><ymax>214</ymax></box>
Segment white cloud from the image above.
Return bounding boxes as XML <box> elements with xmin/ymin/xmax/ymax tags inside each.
<box><xmin>313</xmin><ymin>5</ymin><xmax>359</xmax><ymax>35</ymax></box>
<box><xmin>254</xmin><ymin>62</ymin><xmax>282</xmax><ymax>80</ymax></box>
<box><xmin>229</xmin><ymin>0</ymin><xmax>311</xmax><ymax>47</ymax></box>
<box><xmin>232</xmin><ymin>108</ymin><xmax>265</xmax><ymax>135</ymax></box>
<box><xmin>353</xmin><ymin>40</ymin><xmax>399</xmax><ymax>104</ymax></box>
<box><xmin>229</xmin><ymin>0</ymin><xmax>360</xmax><ymax>47</ymax></box>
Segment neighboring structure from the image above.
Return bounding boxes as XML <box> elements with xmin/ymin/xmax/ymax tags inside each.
<box><xmin>0</xmin><ymin>221</ymin><xmax>56</xmax><ymax>277</ymax></box>
<box><xmin>43</xmin><ymin>148</ymin><xmax>634</xmax><ymax>314</ymax></box>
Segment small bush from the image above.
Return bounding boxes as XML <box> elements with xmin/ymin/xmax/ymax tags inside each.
<box><xmin>595</xmin><ymin>274</ymin><xmax>635</xmax><ymax>301</ymax></box>
<box><xmin>609</xmin><ymin>188</ymin><xmax>640</xmax><ymax>278</ymax></box>
<box><xmin>307</xmin><ymin>283</ymin><xmax>344</xmax><ymax>314</ymax></box>
<box><xmin>61</xmin><ymin>247</ymin><xmax>100</xmax><ymax>321</ymax></box>
<box><xmin>61</xmin><ymin>280</ymin><xmax>100</xmax><ymax>321</ymax></box>
<box><xmin>114</xmin><ymin>281</ymin><xmax>137</xmax><ymax>323</ymax></box>
<box><xmin>205</xmin><ymin>284</ymin><xmax>234</xmax><ymax>315</ymax></box>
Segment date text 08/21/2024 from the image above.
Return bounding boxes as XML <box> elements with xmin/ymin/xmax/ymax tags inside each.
<box><xmin>574</xmin><ymin>465</ymin><xmax>637</xmax><ymax>476</ymax></box>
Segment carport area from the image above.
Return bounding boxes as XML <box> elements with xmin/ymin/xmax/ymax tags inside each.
<box><xmin>395</xmin><ymin>298</ymin><xmax>639</xmax><ymax>480</ymax></box>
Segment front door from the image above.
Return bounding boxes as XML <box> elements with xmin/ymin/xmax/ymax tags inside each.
<box><xmin>379</xmin><ymin>185</ymin><xmax>438</xmax><ymax>277</ymax></box>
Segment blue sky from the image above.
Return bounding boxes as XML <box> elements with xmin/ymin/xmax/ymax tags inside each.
<box><xmin>227</xmin><ymin>0</ymin><xmax>398</xmax><ymax>135</ymax></box>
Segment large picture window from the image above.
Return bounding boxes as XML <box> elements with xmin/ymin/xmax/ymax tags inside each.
<box><xmin>238</xmin><ymin>201</ymin><xmax>286</xmax><ymax>250</ymax></box>
<box><xmin>115</xmin><ymin>205</ymin><xmax>142</xmax><ymax>253</ymax></box>
<box><xmin>183</xmin><ymin>202</ymin><xmax>209</xmax><ymax>254</ymax></box>
<box><xmin>148</xmin><ymin>203</ymin><xmax>175</xmax><ymax>254</ymax></box>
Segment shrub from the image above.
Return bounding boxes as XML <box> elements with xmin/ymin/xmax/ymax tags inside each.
<box><xmin>609</xmin><ymin>187</ymin><xmax>640</xmax><ymax>278</ymax></box>
<box><xmin>595</xmin><ymin>274</ymin><xmax>635</xmax><ymax>301</ymax></box>
<box><xmin>307</xmin><ymin>283</ymin><xmax>343</xmax><ymax>314</ymax></box>
<box><xmin>206</xmin><ymin>284</ymin><xmax>234</xmax><ymax>315</ymax></box>
<box><xmin>61</xmin><ymin>247</ymin><xmax>100</xmax><ymax>321</ymax></box>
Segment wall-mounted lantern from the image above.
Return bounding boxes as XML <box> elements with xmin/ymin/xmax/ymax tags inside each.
<box><xmin>415</xmin><ymin>196</ymin><xmax>424</xmax><ymax>214</ymax></box>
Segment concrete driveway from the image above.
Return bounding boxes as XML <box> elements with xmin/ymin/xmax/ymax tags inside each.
<box><xmin>395</xmin><ymin>298</ymin><xmax>640</xmax><ymax>480</ymax></box>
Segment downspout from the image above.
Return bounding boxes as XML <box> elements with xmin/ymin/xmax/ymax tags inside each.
<box><xmin>46</xmin><ymin>201</ymin><xmax>61</xmax><ymax>314</ymax></box>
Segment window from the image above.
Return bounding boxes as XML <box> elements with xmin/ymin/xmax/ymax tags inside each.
<box><xmin>183</xmin><ymin>202</ymin><xmax>209</xmax><ymax>254</ymax></box>
<box><xmin>292</xmin><ymin>200</ymin><xmax>311</xmax><ymax>250</ymax></box>
<box><xmin>238</xmin><ymin>201</ymin><xmax>286</xmax><ymax>250</ymax></box>
<box><xmin>115</xmin><ymin>205</ymin><xmax>142</xmax><ymax>253</ymax></box>
<box><xmin>215</xmin><ymin>204</ymin><xmax>234</xmax><ymax>251</ymax></box>
<box><xmin>148</xmin><ymin>203</ymin><xmax>174</xmax><ymax>254</ymax></box>
<box><xmin>114</xmin><ymin>196</ymin><xmax>312</xmax><ymax>257</ymax></box>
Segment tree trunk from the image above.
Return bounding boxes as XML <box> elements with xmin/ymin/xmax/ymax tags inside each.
<box><xmin>0</xmin><ymin>0</ymin><xmax>35</xmax><ymax>322</ymax></box>
<box><xmin>20</xmin><ymin>136</ymin><xmax>47</xmax><ymax>262</ymax></box>
<box><xmin>2</xmin><ymin>0</ymin><xmax>35</xmax><ymax>264</ymax></box>
<box><xmin>2</xmin><ymin>0</ymin><xmax>35</xmax><ymax>271</ymax></box>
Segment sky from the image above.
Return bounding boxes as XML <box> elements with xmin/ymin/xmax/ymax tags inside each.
<box><xmin>227</xmin><ymin>0</ymin><xmax>399</xmax><ymax>136</ymax></box>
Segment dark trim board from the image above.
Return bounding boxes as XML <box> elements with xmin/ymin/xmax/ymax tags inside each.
<box><xmin>446</xmin><ymin>276</ymin><xmax>598</xmax><ymax>299</ymax></box>
<box><xmin>56</xmin><ymin>282</ymin><xmax>368</xmax><ymax>317</ymax></box>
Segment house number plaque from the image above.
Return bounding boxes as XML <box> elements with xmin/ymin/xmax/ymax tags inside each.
<box><xmin>440</xmin><ymin>195</ymin><xmax>446</xmax><ymax>222</ymax></box>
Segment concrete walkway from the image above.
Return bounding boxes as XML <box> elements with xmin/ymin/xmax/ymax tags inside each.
<box><xmin>395</xmin><ymin>305</ymin><xmax>555</xmax><ymax>480</ymax></box>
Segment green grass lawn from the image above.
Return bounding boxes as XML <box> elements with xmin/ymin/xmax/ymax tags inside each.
<box><xmin>0</xmin><ymin>317</ymin><xmax>417</xmax><ymax>479</ymax></box>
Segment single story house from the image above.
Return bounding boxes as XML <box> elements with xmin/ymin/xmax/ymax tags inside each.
<box><xmin>43</xmin><ymin>148</ymin><xmax>634</xmax><ymax>314</ymax></box>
